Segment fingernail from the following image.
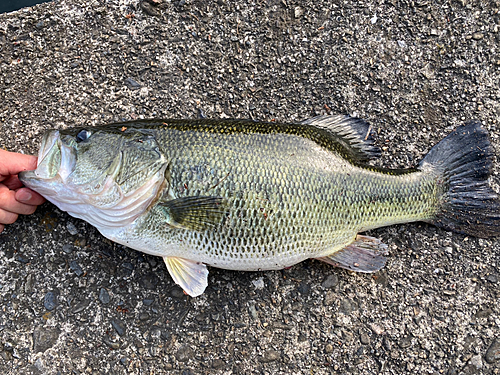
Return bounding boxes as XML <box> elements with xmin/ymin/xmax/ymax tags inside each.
<box><xmin>18</xmin><ymin>191</ymin><xmax>32</xmax><ymax>202</ymax></box>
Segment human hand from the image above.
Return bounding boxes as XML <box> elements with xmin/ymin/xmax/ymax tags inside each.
<box><xmin>0</xmin><ymin>149</ymin><xmax>46</xmax><ymax>233</ymax></box>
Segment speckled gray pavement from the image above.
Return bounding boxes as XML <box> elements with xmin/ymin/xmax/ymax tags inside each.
<box><xmin>0</xmin><ymin>0</ymin><xmax>499</xmax><ymax>374</ymax></box>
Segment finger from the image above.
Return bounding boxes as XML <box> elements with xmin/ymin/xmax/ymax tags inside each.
<box><xmin>3</xmin><ymin>175</ymin><xmax>24</xmax><ymax>190</ymax></box>
<box><xmin>0</xmin><ymin>149</ymin><xmax>38</xmax><ymax>177</ymax></box>
<box><xmin>0</xmin><ymin>209</ymin><xmax>18</xmax><ymax>225</ymax></box>
<box><xmin>0</xmin><ymin>186</ymin><xmax>39</xmax><ymax>215</ymax></box>
<box><xmin>0</xmin><ymin>224</ymin><xmax>4</xmax><ymax>233</ymax></box>
<box><xmin>16</xmin><ymin>188</ymin><xmax>46</xmax><ymax>206</ymax></box>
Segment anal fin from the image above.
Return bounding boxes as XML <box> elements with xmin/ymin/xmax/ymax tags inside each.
<box><xmin>316</xmin><ymin>235</ymin><xmax>388</xmax><ymax>273</ymax></box>
<box><xmin>163</xmin><ymin>257</ymin><xmax>209</xmax><ymax>297</ymax></box>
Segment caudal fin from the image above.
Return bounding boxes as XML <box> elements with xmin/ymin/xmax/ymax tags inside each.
<box><xmin>420</xmin><ymin>121</ymin><xmax>500</xmax><ymax>237</ymax></box>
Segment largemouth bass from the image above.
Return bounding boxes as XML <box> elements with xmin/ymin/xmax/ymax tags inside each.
<box><xmin>19</xmin><ymin>115</ymin><xmax>500</xmax><ymax>296</ymax></box>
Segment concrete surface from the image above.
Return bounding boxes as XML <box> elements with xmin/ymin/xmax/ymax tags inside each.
<box><xmin>0</xmin><ymin>0</ymin><xmax>499</xmax><ymax>374</ymax></box>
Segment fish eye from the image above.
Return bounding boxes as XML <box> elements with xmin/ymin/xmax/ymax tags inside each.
<box><xmin>76</xmin><ymin>129</ymin><xmax>91</xmax><ymax>143</ymax></box>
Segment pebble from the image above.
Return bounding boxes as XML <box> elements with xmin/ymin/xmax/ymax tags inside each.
<box><xmin>212</xmin><ymin>359</ymin><xmax>225</xmax><ymax>369</ymax></box>
<box><xmin>111</xmin><ymin>319</ymin><xmax>126</xmax><ymax>336</ymax></box>
<box><xmin>24</xmin><ymin>274</ymin><xmax>35</xmax><ymax>294</ymax></box>
<box><xmin>33</xmin><ymin>327</ymin><xmax>61</xmax><ymax>353</ymax></box>
<box><xmin>469</xmin><ymin>354</ymin><xmax>483</xmax><ymax>369</ymax></box>
<box><xmin>472</xmin><ymin>32</ymin><xmax>483</xmax><ymax>40</ymax></box>
<box><xmin>175</xmin><ymin>344</ymin><xmax>194</xmax><ymax>362</ymax></box>
<box><xmin>325</xmin><ymin>344</ymin><xmax>333</xmax><ymax>353</ymax></box>
<box><xmin>99</xmin><ymin>288</ymin><xmax>110</xmax><ymax>304</ymax></box>
<box><xmin>66</xmin><ymin>222</ymin><xmax>78</xmax><ymax>235</ymax></box>
<box><xmin>103</xmin><ymin>336</ymin><xmax>120</xmax><ymax>350</ymax></box>
<box><xmin>143</xmin><ymin>297</ymin><xmax>155</xmax><ymax>306</ymax></box>
<box><xmin>44</xmin><ymin>291</ymin><xmax>58</xmax><ymax>311</ymax></box>
<box><xmin>125</xmin><ymin>78</ymin><xmax>141</xmax><ymax>89</ymax></box>
<box><xmin>485</xmin><ymin>339</ymin><xmax>500</xmax><ymax>363</ymax></box>
<box><xmin>139</xmin><ymin>272</ymin><xmax>159</xmax><ymax>290</ymax></box>
<box><xmin>69</xmin><ymin>261</ymin><xmax>83</xmax><ymax>277</ymax></box>
<box><xmin>360</xmin><ymin>330</ymin><xmax>371</xmax><ymax>345</ymax></box>
<box><xmin>399</xmin><ymin>336</ymin><xmax>412</xmax><ymax>349</ymax></box>
<box><xmin>252</xmin><ymin>277</ymin><xmax>264</xmax><ymax>289</ymax></box>
<box><xmin>321</xmin><ymin>274</ymin><xmax>338</xmax><ymax>289</ymax></box>
<box><xmin>297</xmin><ymin>283</ymin><xmax>310</xmax><ymax>294</ymax></box>
<box><xmin>170</xmin><ymin>287</ymin><xmax>185</xmax><ymax>298</ymax></box>
<box><xmin>486</xmin><ymin>274</ymin><xmax>497</xmax><ymax>283</ymax></box>
<box><xmin>71</xmin><ymin>299</ymin><xmax>89</xmax><ymax>314</ymax></box>
<box><xmin>248</xmin><ymin>303</ymin><xmax>258</xmax><ymax>320</ymax></box>
<box><xmin>62</xmin><ymin>244</ymin><xmax>73</xmax><ymax>254</ymax></box>
<box><xmin>261</xmin><ymin>349</ymin><xmax>280</xmax><ymax>363</ymax></box>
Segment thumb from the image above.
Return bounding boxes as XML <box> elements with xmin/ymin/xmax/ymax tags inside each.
<box><xmin>0</xmin><ymin>149</ymin><xmax>38</xmax><ymax>177</ymax></box>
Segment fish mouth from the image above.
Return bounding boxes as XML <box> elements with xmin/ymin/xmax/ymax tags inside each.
<box><xmin>19</xmin><ymin>130</ymin><xmax>76</xmax><ymax>186</ymax></box>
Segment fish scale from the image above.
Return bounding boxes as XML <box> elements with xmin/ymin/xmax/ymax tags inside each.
<box><xmin>19</xmin><ymin>116</ymin><xmax>500</xmax><ymax>296</ymax></box>
<box><xmin>123</xmin><ymin>123</ymin><xmax>439</xmax><ymax>270</ymax></box>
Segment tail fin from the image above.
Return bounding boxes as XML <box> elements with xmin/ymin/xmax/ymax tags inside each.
<box><xmin>420</xmin><ymin>121</ymin><xmax>500</xmax><ymax>238</ymax></box>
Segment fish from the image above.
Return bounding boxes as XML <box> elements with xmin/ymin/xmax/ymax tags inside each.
<box><xmin>19</xmin><ymin>115</ymin><xmax>500</xmax><ymax>296</ymax></box>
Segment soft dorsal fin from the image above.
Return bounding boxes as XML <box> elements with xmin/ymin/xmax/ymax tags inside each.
<box><xmin>300</xmin><ymin>115</ymin><xmax>381</xmax><ymax>162</ymax></box>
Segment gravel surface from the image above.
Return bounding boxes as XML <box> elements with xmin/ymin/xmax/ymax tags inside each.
<box><xmin>1</xmin><ymin>0</ymin><xmax>500</xmax><ymax>374</ymax></box>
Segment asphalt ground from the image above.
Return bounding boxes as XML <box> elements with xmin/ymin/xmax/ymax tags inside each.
<box><xmin>0</xmin><ymin>0</ymin><xmax>499</xmax><ymax>374</ymax></box>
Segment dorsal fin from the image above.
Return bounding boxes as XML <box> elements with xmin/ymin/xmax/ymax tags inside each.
<box><xmin>300</xmin><ymin>115</ymin><xmax>381</xmax><ymax>162</ymax></box>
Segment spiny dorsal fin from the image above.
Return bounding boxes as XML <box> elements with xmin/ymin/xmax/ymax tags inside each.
<box><xmin>300</xmin><ymin>115</ymin><xmax>381</xmax><ymax>162</ymax></box>
<box><xmin>159</xmin><ymin>196</ymin><xmax>225</xmax><ymax>231</ymax></box>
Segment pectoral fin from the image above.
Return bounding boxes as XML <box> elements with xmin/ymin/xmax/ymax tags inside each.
<box><xmin>316</xmin><ymin>235</ymin><xmax>388</xmax><ymax>273</ymax></box>
<box><xmin>159</xmin><ymin>196</ymin><xmax>225</xmax><ymax>231</ymax></box>
<box><xmin>163</xmin><ymin>257</ymin><xmax>209</xmax><ymax>297</ymax></box>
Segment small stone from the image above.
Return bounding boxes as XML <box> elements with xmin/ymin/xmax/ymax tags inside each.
<box><xmin>261</xmin><ymin>349</ymin><xmax>280</xmax><ymax>363</ymax></box>
<box><xmin>71</xmin><ymin>299</ymin><xmax>89</xmax><ymax>314</ymax></box>
<box><xmin>25</xmin><ymin>274</ymin><xmax>35</xmax><ymax>294</ymax></box>
<box><xmin>99</xmin><ymin>288</ymin><xmax>110</xmax><ymax>304</ymax></box>
<box><xmin>33</xmin><ymin>327</ymin><xmax>60</xmax><ymax>353</ymax></box>
<box><xmin>485</xmin><ymin>339</ymin><xmax>500</xmax><ymax>363</ymax></box>
<box><xmin>120</xmin><ymin>357</ymin><xmax>129</xmax><ymax>366</ymax></box>
<box><xmin>399</xmin><ymin>336</ymin><xmax>412</xmax><ymax>349</ymax></box>
<box><xmin>125</xmin><ymin>78</ymin><xmax>141</xmax><ymax>89</ymax></box>
<box><xmin>472</xmin><ymin>32</ymin><xmax>483</xmax><ymax>40</ymax></box>
<box><xmin>139</xmin><ymin>272</ymin><xmax>159</xmax><ymax>290</ymax></box>
<box><xmin>170</xmin><ymin>287</ymin><xmax>185</xmax><ymax>298</ymax></box>
<box><xmin>294</xmin><ymin>6</ymin><xmax>303</xmax><ymax>18</ymax></box>
<box><xmin>339</xmin><ymin>298</ymin><xmax>353</xmax><ymax>314</ymax></box>
<box><xmin>69</xmin><ymin>261</ymin><xmax>83</xmax><ymax>277</ymax></box>
<box><xmin>44</xmin><ymin>291</ymin><xmax>57</xmax><ymax>311</ymax></box>
<box><xmin>252</xmin><ymin>277</ymin><xmax>264</xmax><ymax>289</ymax></box>
<box><xmin>397</xmin><ymin>40</ymin><xmax>407</xmax><ymax>48</ymax></box>
<box><xmin>369</xmin><ymin>323</ymin><xmax>384</xmax><ymax>335</ymax></box>
<box><xmin>143</xmin><ymin>297</ymin><xmax>155</xmax><ymax>306</ymax></box>
<box><xmin>212</xmin><ymin>359</ymin><xmax>225</xmax><ymax>369</ymax></box>
<box><xmin>297</xmin><ymin>283</ymin><xmax>310</xmax><ymax>294</ymax></box>
<box><xmin>111</xmin><ymin>319</ymin><xmax>126</xmax><ymax>336</ymax></box>
<box><xmin>469</xmin><ymin>354</ymin><xmax>483</xmax><ymax>369</ymax></box>
<box><xmin>321</xmin><ymin>274</ymin><xmax>338</xmax><ymax>289</ymax></box>
<box><xmin>360</xmin><ymin>331</ymin><xmax>370</xmax><ymax>345</ymax></box>
<box><xmin>140</xmin><ymin>1</ymin><xmax>161</xmax><ymax>17</ymax></box>
<box><xmin>66</xmin><ymin>222</ymin><xmax>78</xmax><ymax>235</ymax></box>
<box><xmin>103</xmin><ymin>336</ymin><xmax>120</xmax><ymax>350</ymax></box>
<box><xmin>486</xmin><ymin>274</ymin><xmax>497</xmax><ymax>283</ymax></box>
<box><xmin>176</xmin><ymin>345</ymin><xmax>194</xmax><ymax>362</ymax></box>
<box><xmin>248</xmin><ymin>303</ymin><xmax>258</xmax><ymax>320</ymax></box>
<box><xmin>62</xmin><ymin>244</ymin><xmax>73</xmax><ymax>254</ymax></box>
<box><xmin>325</xmin><ymin>344</ymin><xmax>334</xmax><ymax>353</ymax></box>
